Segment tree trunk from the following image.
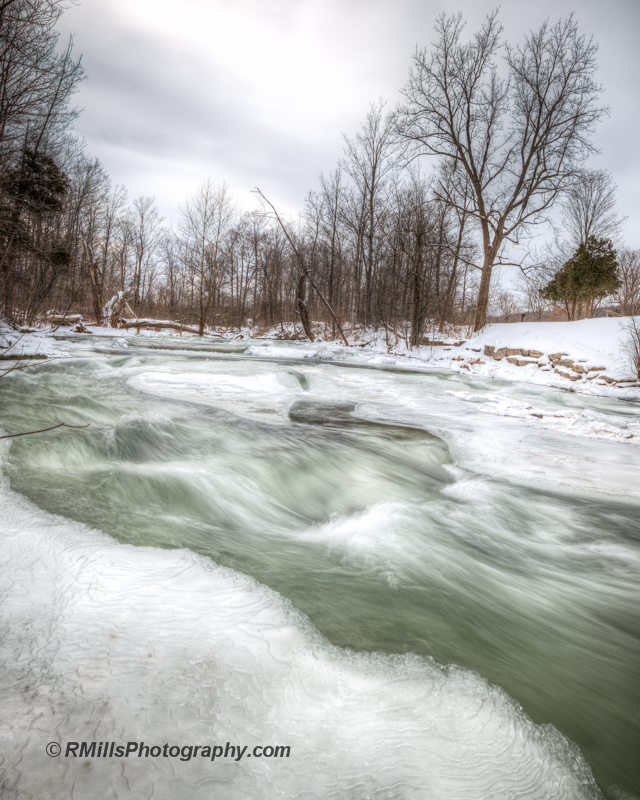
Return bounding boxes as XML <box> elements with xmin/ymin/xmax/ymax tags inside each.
<box><xmin>473</xmin><ymin>261</ymin><xmax>493</xmax><ymax>331</ymax></box>
<box><xmin>297</xmin><ymin>273</ymin><xmax>315</xmax><ymax>342</ymax></box>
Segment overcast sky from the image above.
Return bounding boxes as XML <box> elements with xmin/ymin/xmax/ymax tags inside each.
<box><xmin>58</xmin><ymin>0</ymin><xmax>640</xmax><ymax>246</ymax></box>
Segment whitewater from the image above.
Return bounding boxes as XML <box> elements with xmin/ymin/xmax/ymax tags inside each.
<box><xmin>0</xmin><ymin>333</ymin><xmax>638</xmax><ymax>799</ymax></box>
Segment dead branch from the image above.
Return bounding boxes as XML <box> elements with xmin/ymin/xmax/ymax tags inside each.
<box><xmin>254</xmin><ymin>188</ymin><xmax>349</xmax><ymax>346</ymax></box>
<box><xmin>0</xmin><ymin>422</ymin><xmax>90</xmax><ymax>440</ymax></box>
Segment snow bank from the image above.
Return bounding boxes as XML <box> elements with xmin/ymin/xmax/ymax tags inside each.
<box><xmin>8</xmin><ymin>316</ymin><xmax>640</xmax><ymax>398</ymax></box>
<box><xmin>0</xmin><ymin>321</ymin><xmax>70</xmax><ymax>361</ymax></box>
<box><xmin>429</xmin><ymin>318</ymin><xmax>640</xmax><ymax>397</ymax></box>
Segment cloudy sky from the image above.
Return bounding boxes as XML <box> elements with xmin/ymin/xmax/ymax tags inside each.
<box><xmin>58</xmin><ymin>0</ymin><xmax>639</xmax><ymax>245</ymax></box>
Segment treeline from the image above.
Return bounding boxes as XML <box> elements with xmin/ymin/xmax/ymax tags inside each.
<box><xmin>2</xmin><ymin>2</ymin><xmax>638</xmax><ymax>340</ymax></box>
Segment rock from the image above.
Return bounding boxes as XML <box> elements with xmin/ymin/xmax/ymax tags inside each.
<box><xmin>587</xmin><ymin>366</ymin><xmax>606</xmax><ymax>372</ymax></box>
<box><xmin>571</xmin><ymin>364</ymin><xmax>586</xmax><ymax>374</ymax></box>
<box><xmin>516</xmin><ymin>359</ymin><xmax>537</xmax><ymax>366</ymax></box>
<box><xmin>507</xmin><ymin>348</ymin><xmax>524</xmax><ymax>356</ymax></box>
<box><xmin>528</xmin><ymin>350</ymin><xmax>544</xmax><ymax>358</ymax></box>
<box><xmin>553</xmin><ymin>359</ymin><xmax>575</xmax><ymax>369</ymax></box>
<box><xmin>548</xmin><ymin>352</ymin><xmax>568</xmax><ymax>361</ymax></box>
<box><xmin>484</xmin><ymin>345</ymin><xmax>495</xmax><ymax>356</ymax></box>
<box><xmin>602</xmin><ymin>376</ymin><xmax>617</xmax><ymax>384</ymax></box>
<box><xmin>554</xmin><ymin>368</ymin><xmax>581</xmax><ymax>381</ymax></box>
<box><xmin>422</xmin><ymin>339</ymin><xmax>467</xmax><ymax>347</ymax></box>
<box><xmin>530</xmin><ymin>413</ymin><xmax>543</xmax><ymax>418</ymax></box>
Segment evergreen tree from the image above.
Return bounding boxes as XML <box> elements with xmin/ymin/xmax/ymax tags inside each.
<box><xmin>541</xmin><ymin>236</ymin><xmax>620</xmax><ymax>319</ymax></box>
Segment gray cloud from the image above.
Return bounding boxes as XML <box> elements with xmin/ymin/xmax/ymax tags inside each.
<box><xmin>58</xmin><ymin>0</ymin><xmax>640</xmax><ymax>244</ymax></box>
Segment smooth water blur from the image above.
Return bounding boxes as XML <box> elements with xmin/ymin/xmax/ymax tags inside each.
<box><xmin>2</xmin><ymin>335</ymin><xmax>640</xmax><ymax>797</ymax></box>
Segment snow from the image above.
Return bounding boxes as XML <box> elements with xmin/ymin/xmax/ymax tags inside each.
<box><xmin>4</xmin><ymin>315</ymin><xmax>640</xmax><ymax>399</ymax></box>
<box><xmin>0</xmin><ymin>321</ymin><xmax>70</xmax><ymax>360</ymax></box>
<box><xmin>238</xmin><ymin>318</ymin><xmax>640</xmax><ymax>399</ymax></box>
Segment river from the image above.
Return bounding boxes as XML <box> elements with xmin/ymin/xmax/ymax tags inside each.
<box><xmin>1</xmin><ymin>334</ymin><xmax>638</xmax><ymax>799</ymax></box>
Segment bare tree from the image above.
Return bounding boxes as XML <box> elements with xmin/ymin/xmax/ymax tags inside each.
<box><xmin>0</xmin><ymin>0</ymin><xmax>83</xmax><ymax>318</ymax></box>
<box><xmin>341</xmin><ymin>101</ymin><xmax>401</xmax><ymax>327</ymax></box>
<box><xmin>561</xmin><ymin>169</ymin><xmax>623</xmax><ymax>247</ymax></box>
<box><xmin>614</xmin><ymin>249</ymin><xmax>640</xmax><ymax>317</ymax></box>
<box><xmin>129</xmin><ymin>196</ymin><xmax>163</xmax><ymax>313</ymax></box>
<box><xmin>396</xmin><ymin>12</ymin><xmax>606</xmax><ymax>331</ymax></box>
<box><xmin>178</xmin><ymin>180</ymin><xmax>236</xmax><ymax>336</ymax></box>
<box><xmin>255</xmin><ymin>189</ymin><xmax>349</xmax><ymax>345</ymax></box>
<box><xmin>491</xmin><ymin>288</ymin><xmax>521</xmax><ymax>323</ymax></box>
<box><xmin>514</xmin><ymin>270</ymin><xmax>550</xmax><ymax>321</ymax></box>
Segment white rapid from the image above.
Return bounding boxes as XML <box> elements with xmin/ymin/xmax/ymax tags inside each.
<box><xmin>0</xmin><ymin>334</ymin><xmax>638</xmax><ymax>799</ymax></box>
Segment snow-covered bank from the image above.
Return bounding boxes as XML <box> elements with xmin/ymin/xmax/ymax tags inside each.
<box><xmin>0</xmin><ymin>322</ymin><xmax>70</xmax><ymax>361</ymax></box>
<box><xmin>252</xmin><ymin>318</ymin><xmax>640</xmax><ymax>397</ymax></box>
<box><xmin>7</xmin><ymin>316</ymin><xmax>640</xmax><ymax>401</ymax></box>
<box><xmin>441</xmin><ymin>318</ymin><xmax>640</xmax><ymax>395</ymax></box>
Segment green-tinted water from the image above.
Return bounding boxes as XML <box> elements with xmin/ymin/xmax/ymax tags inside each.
<box><xmin>2</xmin><ymin>339</ymin><xmax>639</xmax><ymax>796</ymax></box>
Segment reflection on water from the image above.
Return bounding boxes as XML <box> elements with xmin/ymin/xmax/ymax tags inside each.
<box><xmin>1</xmin><ymin>341</ymin><xmax>639</xmax><ymax>797</ymax></box>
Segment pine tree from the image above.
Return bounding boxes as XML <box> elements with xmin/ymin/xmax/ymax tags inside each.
<box><xmin>541</xmin><ymin>236</ymin><xmax>620</xmax><ymax>319</ymax></box>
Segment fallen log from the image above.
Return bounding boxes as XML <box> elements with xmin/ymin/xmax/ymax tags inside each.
<box><xmin>0</xmin><ymin>353</ymin><xmax>47</xmax><ymax>360</ymax></box>
<box><xmin>46</xmin><ymin>313</ymin><xmax>84</xmax><ymax>325</ymax></box>
<box><xmin>118</xmin><ymin>318</ymin><xmax>221</xmax><ymax>337</ymax></box>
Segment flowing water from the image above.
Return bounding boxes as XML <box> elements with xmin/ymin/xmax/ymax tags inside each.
<box><xmin>1</xmin><ymin>334</ymin><xmax>639</xmax><ymax>799</ymax></box>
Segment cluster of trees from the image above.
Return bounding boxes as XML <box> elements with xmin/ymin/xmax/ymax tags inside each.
<box><xmin>2</xmin><ymin>3</ymin><xmax>638</xmax><ymax>341</ymax></box>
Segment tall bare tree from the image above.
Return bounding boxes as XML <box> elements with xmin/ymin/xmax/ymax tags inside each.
<box><xmin>396</xmin><ymin>12</ymin><xmax>606</xmax><ymax>331</ymax></box>
<box><xmin>178</xmin><ymin>180</ymin><xmax>236</xmax><ymax>335</ymax></box>
<box><xmin>129</xmin><ymin>196</ymin><xmax>163</xmax><ymax>313</ymax></box>
<box><xmin>341</xmin><ymin>101</ymin><xmax>400</xmax><ymax>327</ymax></box>
<box><xmin>614</xmin><ymin>249</ymin><xmax>640</xmax><ymax>317</ymax></box>
<box><xmin>561</xmin><ymin>169</ymin><xmax>623</xmax><ymax>246</ymax></box>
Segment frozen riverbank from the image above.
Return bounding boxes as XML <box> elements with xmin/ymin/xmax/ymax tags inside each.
<box><xmin>4</xmin><ymin>316</ymin><xmax>639</xmax><ymax>397</ymax></box>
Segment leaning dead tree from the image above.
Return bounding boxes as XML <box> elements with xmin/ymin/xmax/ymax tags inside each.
<box><xmin>254</xmin><ymin>188</ymin><xmax>349</xmax><ymax>345</ymax></box>
<box><xmin>396</xmin><ymin>12</ymin><xmax>606</xmax><ymax>331</ymax></box>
